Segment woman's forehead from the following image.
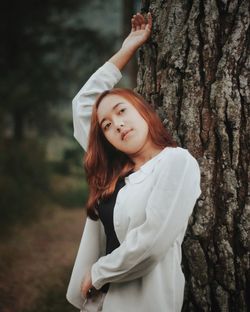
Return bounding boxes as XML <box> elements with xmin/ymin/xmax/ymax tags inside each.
<box><xmin>97</xmin><ymin>94</ymin><xmax>131</xmax><ymax>116</ymax></box>
<box><xmin>98</xmin><ymin>94</ymin><xmax>125</xmax><ymax>108</ymax></box>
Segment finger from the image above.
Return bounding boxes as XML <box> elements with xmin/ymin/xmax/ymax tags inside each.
<box><xmin>81</xmin><ymin>281</ymin><xmax>89</xmax><ymax>298</ymax></box>
<box><xmin>81</xmin><ymin>284</ymin><xmax>86</xmax><ymax>297</ymax></box>
<box><xmin>136</xmin><ymin>13</ymin><xmax>143</xmax><ymax>23</ymax></box>
<box><xmin>132</xmin><ymin>15</ymin><xmax>137</xmax><ymax>30</ymax></box>
<box><xmin>133</xmin><ymin>14</ymin><xmax>140</xmax><ymax>31</ymax></box>
<box><xmin>135</xmin><ymin>14</ymin><xmax>142</xmax><ymax>31</ymax></box>
<box><xmin>137</xmin><ymin>13</ymin><xmax>146</xmax><ymax>29</ymax></box>
<box><xmin>86</xmin><ymin>287</ymin><xmax>93</xmax><ymax>298</ymax></box>
<box><xmin>146</xmin><ymin>12</ymin><xmax>152</xmax><ymax>31</ymax></box>
<box><xmin>131</xmin><ymin>17</ymin><xmax>136</xmax><ymax>31</ymax></box>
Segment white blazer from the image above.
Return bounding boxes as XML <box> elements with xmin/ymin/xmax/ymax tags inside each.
<box><xmin>66</xmin><ymin>62</ymin><xmax>202</xmax><ymax>312</ymax></box>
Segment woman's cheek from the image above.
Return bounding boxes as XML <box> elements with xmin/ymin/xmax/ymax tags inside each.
<box><xmin>106</xmin><ymin>133</ymin><xmax>119</xmax><ymax>147</ymax></box>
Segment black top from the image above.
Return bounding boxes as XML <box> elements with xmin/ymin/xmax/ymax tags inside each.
<box><xmin>96</xmin><ymin>173</ymin><xmax>131</xmax><ymax>293</ymax></box>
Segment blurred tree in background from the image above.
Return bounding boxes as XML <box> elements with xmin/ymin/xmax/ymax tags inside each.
<box><xmin>0</xmin><ymin>0</ymin><xmax>118</xmax><ymax>140</ymax></box>
<box><xmin>0</xmin><ymin>2</ymin><xmax>141</xmax><ymax>312</ymax></box>
<box><xmin>0</xmin><ymin>0</ymin><xmax>121</xmax><ymax>233</ymax></box>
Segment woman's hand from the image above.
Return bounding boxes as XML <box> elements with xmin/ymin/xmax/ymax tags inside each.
<box><xmin>80</xmin><ymin>271</ymin><xmax>93</xmax><ymax>298</ymax></box>
<box><xmin>108</xmin><ymin>12</ymin><xmax>152</xmax><ymax>70</ymax></box>
<box><xmin>121</xmin><ymin>12</ymin><xmax>152</xmax><ymax>52</ymax></box>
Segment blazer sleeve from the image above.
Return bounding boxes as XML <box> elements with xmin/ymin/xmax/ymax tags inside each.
<box><xmin>72</xmin><ymin>61</ymin><xmax>122</xmax><ymax>151</ymax></box>
<box><xmin>66</xmin><ymin>217</ymin><xmax>106</xmax><ymax>309</ymax></box>
<box><xmin>91</xmin><ymin>149</ymin><xmax>202</xmax><ymax>289</ymax></box>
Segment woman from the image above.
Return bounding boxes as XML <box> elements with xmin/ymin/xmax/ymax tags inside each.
<box><xmin>66</xmin><ymin>12</ymin><xmax>202</xmax><ymax>312</ymax></box>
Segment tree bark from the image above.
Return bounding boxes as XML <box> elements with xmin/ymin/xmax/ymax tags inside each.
<box><xmin>137</xmin><ymin>1</ymin><xmax>249</xmax><ymax>311</ymax></box>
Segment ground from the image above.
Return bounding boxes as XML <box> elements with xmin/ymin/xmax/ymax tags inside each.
<box><xmin>0</xmin><ymin>204</ymin><xmax>86</xmax><ymax>312</ymax></box>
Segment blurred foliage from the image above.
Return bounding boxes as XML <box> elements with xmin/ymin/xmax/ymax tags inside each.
<box><xmin>0</xmin><ymin>0</ymin><xmax>117</xmax><ymax>139</ymax></box>
<box><xmin>53</xmin><ymin>144</ymin><xmax>84</xmax><ymax>175</ymax></box>
<box><xmin>49</xmin><ymin>146</ymin><xmax>89</xmax><ymax>208</ymax></box>
<box><xmin>0</xmin><ymin>139</ymin><xmax>89</xmax><ymax>235</ymax></box>
<box><xmin>0</xmin><ymin>0</ymin><xmax>119</xmax><ymax>234</ymax></box>
<box><xmin>0</xmin><ymin>1</ymin><xmax>123</xmax><ymax>311</ymax></box>
<box><xmin>51</xmin><ymin>176</ymin><xmax>89</xmax><ymax>208</ymax></box>
<box><xmin>0</xmin><ymin>139</ymin><xmax>50</xmax><ymax>234</ymax></box>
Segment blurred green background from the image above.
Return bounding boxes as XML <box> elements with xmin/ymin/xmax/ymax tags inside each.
<box><xmin>0</xmin><ymin>1</ymin><xmax>139</xmax><ymax>311</ymax></box>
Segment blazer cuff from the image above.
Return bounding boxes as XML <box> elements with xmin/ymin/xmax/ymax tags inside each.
<box><xmin>91</xmin><ymin>263</ymin><xmax>104</xmax><ymax>290</ymax></box>
<box><xmin>102</xmin><ymin>61</ymin><xmax>122</xmax><ymax>83</ymax></box>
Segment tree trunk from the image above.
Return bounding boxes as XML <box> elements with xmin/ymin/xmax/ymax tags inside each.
<box><xmin>137</xmin><ymin>1</ymin><xmax>249</xmax><ymax>311</ymax></box>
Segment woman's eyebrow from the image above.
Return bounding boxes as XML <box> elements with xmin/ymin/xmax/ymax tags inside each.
<box><xmin>100</xmin><ymin>102</ymin><xmax>124</xmax><ymax>126</ymax></box>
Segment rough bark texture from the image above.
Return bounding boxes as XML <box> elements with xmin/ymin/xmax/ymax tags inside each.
<box><xmin>136</xmin><ymin>1</ymin><xmax>249</xmax><ymax>311</ymax></box>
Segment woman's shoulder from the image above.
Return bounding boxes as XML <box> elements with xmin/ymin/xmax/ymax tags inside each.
<box><xmin>159</xmin><ymin>146</ymin><xmax>199</xmax><ymax>169</ymax></box>
<box><xmin>161</xmin><ymin>146</ymin><xmax>189</xmax><ymax>159</ymax></box>
<box><xmin>152</xmin><ymin>146</ymin><xmax>201</xmax><ymax>186</ymax></box>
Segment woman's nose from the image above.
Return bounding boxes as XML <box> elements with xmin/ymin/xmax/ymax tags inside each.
<box><xmin>115</xmin><ymin>120</ymin><xmax>125</xmax><ymax>132</ymax></box>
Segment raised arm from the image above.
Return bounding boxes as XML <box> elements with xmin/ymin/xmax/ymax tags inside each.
<box><xmin>108</xmin><ymin>12</ymin><xmax>152</xmax><ymax>70</ymax></box>
<box><xmin>72</xmin><ymin>12</ymin><xmax>152</xmax><ymax>151</ymax></box>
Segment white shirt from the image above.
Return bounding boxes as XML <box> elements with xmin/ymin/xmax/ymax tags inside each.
<box><xmin>66</xmin><ymin>61</ymin><xmax>202</xmax><ymax>312</ymax></box>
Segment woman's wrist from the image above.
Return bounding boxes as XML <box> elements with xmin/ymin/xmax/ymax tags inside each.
<box><xmin>107</xmin><ymin>12</ymin><xmax>152</xmax><ymax>72</ymax></box>
<box><xmin>107</xmin><ymin>46</ymin><xmax>137</xmax><ymax>71</ymax></box>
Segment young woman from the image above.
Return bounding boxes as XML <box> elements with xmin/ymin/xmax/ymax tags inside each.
<box><xmin>66</xmin><ymin>12</ymin><xmax>201</xmax><ymax>312</ymax></box>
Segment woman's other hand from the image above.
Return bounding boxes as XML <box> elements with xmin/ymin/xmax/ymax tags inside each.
<box><xmin>121</xmin><ymin>12</ymin><xmax>152</xmax><ymax>52</ymax></box>
<box><xmin>80</xmin><ymin>271</ymin><xmax>93</xmax><ymax>298</ymax></box>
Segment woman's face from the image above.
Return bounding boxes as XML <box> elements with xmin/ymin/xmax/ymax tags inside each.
<box><xmin>97</xmin><ymin>94</ymin><xmax>150</xmax><ymax>154</ymax></box>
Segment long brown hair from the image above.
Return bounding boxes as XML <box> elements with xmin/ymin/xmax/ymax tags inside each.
<box><xmin>84</xmin><ymin>88</ymin><xmax>178</xmax><ymax>220</ymax></box>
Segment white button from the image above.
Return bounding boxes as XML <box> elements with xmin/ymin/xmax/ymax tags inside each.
<box><xmin>115</xmin><ymin>221</ymin><xmax>119</xmax><ymax>227</ymax></box>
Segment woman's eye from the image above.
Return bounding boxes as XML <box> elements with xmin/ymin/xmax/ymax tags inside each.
<box><xmin>119</xmin><ymin>108</ymin><xmax>126</xmax><ymax>114</ymax></box>
<box><xmin>104</xmin><ymin>123</ymin><xmax>111</xmax><ymax>130</ymax></box>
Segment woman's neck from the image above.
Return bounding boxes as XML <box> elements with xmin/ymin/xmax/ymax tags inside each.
<box><xmin>131</xmin><ymin>145</ymin><xmax>165</xmax><ymax>172</ymax></box>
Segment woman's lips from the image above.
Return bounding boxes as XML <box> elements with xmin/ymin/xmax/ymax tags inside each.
<box><xmin>121</xmin><ymin>129</ymin><xmax>132</xmax><ymax>140</ymax></box>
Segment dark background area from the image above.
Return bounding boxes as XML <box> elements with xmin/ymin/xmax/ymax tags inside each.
<box><xmin>0</xmin><ymin>1</ymin><xmax>140</xmax><ymax>311</ymax></box>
